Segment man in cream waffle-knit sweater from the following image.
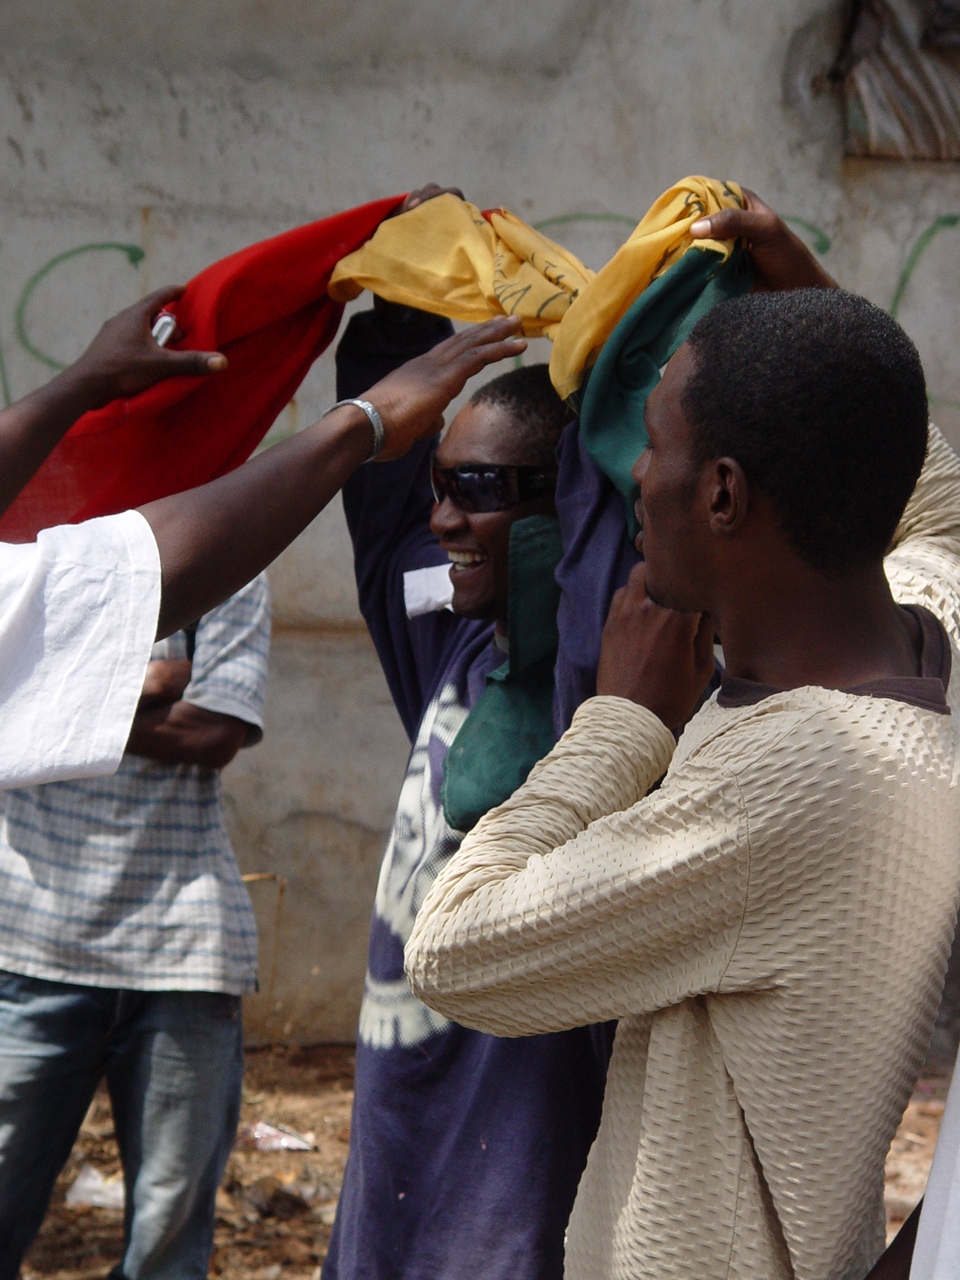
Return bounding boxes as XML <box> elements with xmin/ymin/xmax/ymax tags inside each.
<box><xmin>406</xmin><ymin>283</ymin><xmax>960</xmax><ymax>1280</ymax></box>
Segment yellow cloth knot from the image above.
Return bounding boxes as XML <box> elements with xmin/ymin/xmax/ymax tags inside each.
<box><xmin>328</xmin><ymin>176</ymin><xmax>744</xmax><ymax>401</ymax></box>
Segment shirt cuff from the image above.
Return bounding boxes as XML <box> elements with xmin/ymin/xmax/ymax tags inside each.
<box><xmin>568</xmin><ymin>695</ymin><xmax>677</xmax><ymax>799</ymax></box>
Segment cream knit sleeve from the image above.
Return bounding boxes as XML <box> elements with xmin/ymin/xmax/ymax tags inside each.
<box><xmin>886</xmin><ymin>424</ymin><xmax>960</xmax><ymax>651</ymax></box>
<box><xmin>405</xmin><ymin>695</ymin><xmax>754</xmax><ymax>1037</ymax></box>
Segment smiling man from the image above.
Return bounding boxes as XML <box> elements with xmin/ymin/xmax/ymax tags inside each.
<box><xmin>406</xmin><ymin>287</ymin><xmax>960</xmax><ymax>1280</ymax></box>
<box><xmin>429</xmin><ymin>370</ymin><xmax>560</xmax><ymax>621</ymax></box>
<box><xmin>326</xmin><ymin>294</ymin><xmax>614</xmax><ymax>1280</ymax></box>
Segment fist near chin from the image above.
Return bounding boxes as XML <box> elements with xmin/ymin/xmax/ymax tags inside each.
<box><xmin>596</xmin><ymin>564</ymin><xmax>715</xmax><ymax>730</ymax></box>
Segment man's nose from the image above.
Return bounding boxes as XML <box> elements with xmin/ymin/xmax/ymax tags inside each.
<box><xmin>430</xmin><ymin>497</ymin><xmax>469</xmax><ymax>537</ymax></box>
<box><xmin>632</xmin><ymin>447</ymin><xmax>651</xmax><ymax>487</ymax></box>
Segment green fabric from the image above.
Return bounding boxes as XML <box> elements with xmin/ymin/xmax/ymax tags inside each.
<box><xmin>575</xmin><ymin>244</ymin><xmax>753</xmax><ymax>533</ymax></box>
<box><xmin>441</xmin><ymin>515</ymin><xmax>563</xmax><ymax>834</ymax></box>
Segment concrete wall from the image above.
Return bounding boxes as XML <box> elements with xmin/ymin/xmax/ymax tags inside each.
<box><xmin>2</xmin><ymin>0</ymin><xmax>959</xmax><ymax>1040</ymax></box>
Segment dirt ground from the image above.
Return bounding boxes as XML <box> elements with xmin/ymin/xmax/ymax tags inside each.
<box><xmin>20</xmin><ymin>1048</ymin><xmax>951</xmax><ymax>1278</ymax></box>
<box><xmin>22</xmin><ymin>1045</ymin><xmax>354</xmax><ymax>1280</ymax></box>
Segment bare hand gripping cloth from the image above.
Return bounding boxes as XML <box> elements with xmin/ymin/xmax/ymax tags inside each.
<box><xmin>406</xmin><ymin>428</ymin><xmax>960</xmax><ymax>1280</ymax></box>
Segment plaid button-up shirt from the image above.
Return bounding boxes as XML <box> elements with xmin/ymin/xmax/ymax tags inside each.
<box><xmin>0</xmin><ymin>574</ymin><xmax>270</xmax><ymax>994</ymax></box>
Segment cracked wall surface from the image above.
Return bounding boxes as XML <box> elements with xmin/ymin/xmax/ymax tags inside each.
<box><xmin>3</xmin><ymin>0</ymin><xmax>960</xmax><ymax>1040</ymax></box>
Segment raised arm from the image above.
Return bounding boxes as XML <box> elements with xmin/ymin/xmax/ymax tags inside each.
<box><xmin>339</xmin><ymin>302</ymin><xmax>465</xmax><ymax>738</ymax></box>
<box><xmin>689</xmin><ymin>189</ymin><xmax>839</xmax><ymax>292</ymax></box>
<box><xmin>0</xmin><ymin>287</ymin><xmax>225</xmax><ymax>519</ymax></box>
<box><xmin>141</xmin><ymin>316</ymin><xmax>526</xmax><ymax>638</ymax></box>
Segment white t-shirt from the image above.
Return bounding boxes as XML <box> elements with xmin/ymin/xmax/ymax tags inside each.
<box><xmin>911</xmin><ymin>1065</ymin><xmax>960</xmax><ymax>1279</ymax></box>
<box><xmin>0</xmin><ymin>510</ymin><xmax>161</xmax><ymax>788</ymax></box>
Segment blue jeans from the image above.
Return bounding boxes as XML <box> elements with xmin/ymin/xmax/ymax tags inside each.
<box><xmin>0</xmin><ymin>972</ymin><xmax>243</xmax><ymax>1280</ymax></box>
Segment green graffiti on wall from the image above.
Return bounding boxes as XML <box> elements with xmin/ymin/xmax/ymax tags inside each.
<box><xmin>889</xmin><ymin>214</ymin><xmax>960</xmax><ymax>415</ymax></box>
<box><xmin>0</xmin><ymin>211</ymin><xmax>957</xmax><ymax>413</ymax></box>
<box><xmin>890</xmin><ymin>215</ymin><xmax>960</xmax><ymax>319</ymax></box>
<box><xmin>15</xmin><ymin>242</ymin><xmax>145</xmax><ymax>373</ymax></box>
<box><xmin>782</xmin><ymin>217</ymin><xmax>832</xmax><ymax>253</ymax></box>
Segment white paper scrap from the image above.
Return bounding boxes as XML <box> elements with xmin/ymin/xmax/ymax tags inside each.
<box><xmin>404</xmin><ymin>564</ymin><xmax>454</xmax><ymax>618</ymax></box>
<box><xmin>65</xmin><ymin>1162</ymin><xmax>125</xmax><ymax>1210</ymax></box>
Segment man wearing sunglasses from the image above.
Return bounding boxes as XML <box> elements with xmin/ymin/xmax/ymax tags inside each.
<box><xmin>326</xmin><ymin>285</ymin><xmax>614</xmax><ymax>1280</ymax></box>
<box><xmin>428</xmin><ymin>432</ymin><xmax>559</xmax><ymax>621</ymax></box>
<box><xmin>322</xmin><ymin>184</ymin><xmax>848</xmax><ymax>1280</ymax></box>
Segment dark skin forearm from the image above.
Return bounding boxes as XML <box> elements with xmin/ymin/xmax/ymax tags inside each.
<box><xmin>0</xmin><ymin>187</ymin><xmax>463</xmax><ymax>523</ymax></box>
<box><xmin>139</xmin><ymin>316</ymin><xmax>527</xmax><ymax>639</ymax></box>
<box><xmin>596</xmin><ymin>563</ymin><xmax>715</xmax><ymax>730</ymax></box>
<box><xmin>141</xmin><ymin>403</ymin><xmax>372</xmax><ymax>638</ymax></box>
<box><xmin>138</xmin><ymin>658</ymin><xmax>193</xmax><ymax>708</ymax></box>
<box><xmin>0</xmin><ymin>368</ymin><xmax>107</xmax><ymax>518</ymax></box>
<box><xmin>125</xmin><ymin>700</ymin><xmax>249</xmax><ymax>769</ymax></box>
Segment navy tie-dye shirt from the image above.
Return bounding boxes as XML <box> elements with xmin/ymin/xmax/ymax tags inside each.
<box><xmin>324</xmin><ymin>305</ymin><xmax>634</xmax><ymax>1280</ymax></box>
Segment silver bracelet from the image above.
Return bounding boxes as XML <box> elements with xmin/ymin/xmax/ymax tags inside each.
<box><xmin>324</xmin><ymin>398</ymin><xmax>385</xmax><ymax>460</ymax></box>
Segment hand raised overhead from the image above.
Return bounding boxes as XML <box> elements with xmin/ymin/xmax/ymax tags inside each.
<box><xmin>362</xmin><ymin>315</ymin><xmax>526</xmax><ymax>460</ymax></box>
<box><xmin>596</xmin><ymin>563</ymin><xmax>715</xmax><ymax>730</ymax></box>
<box><xmin>390</xmin><ymin>184</ymin><xmax>466</xmax><ymax>218</ymax></box>
<box><xmin>0</xmin><ymin>285</ymin><xmax>229</xmax><ymax>519</ymax></box>
<box><xmin>690</xmin><ymin>189</ymin><xmax>838</xmax><ymax>293</ymax></box>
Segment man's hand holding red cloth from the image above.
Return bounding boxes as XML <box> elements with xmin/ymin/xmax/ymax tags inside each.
<box><xmin>0</xmin><ymin>195</ymin><xmax>404</xmax><ymax>541</ymax></box>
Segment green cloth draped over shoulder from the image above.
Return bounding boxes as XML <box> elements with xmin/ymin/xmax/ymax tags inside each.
<box><xmin>442</xmin><ymin>516</ymin><xmax>563</xmax><ymax>834</ymax></box>
<box><xmin>575</xmin><ymin>245</ymin><xmax>753</xmax><ymax>534</ymax></box>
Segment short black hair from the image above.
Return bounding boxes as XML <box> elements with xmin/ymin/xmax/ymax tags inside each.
<box><xmin>470</xmin><ymin>363</ymin><xmax>574</xmax><ymax>467</ymax></box>
<box><xmin>683</xmin><ymin>288</ymin><xmax>928</xmax><ymax>574</ymax></box>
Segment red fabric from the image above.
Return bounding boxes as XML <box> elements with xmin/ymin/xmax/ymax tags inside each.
<box><xmin>0</xmin><ymin>196</ymin><xmax>403</xmax><ymax>542</ymax></box>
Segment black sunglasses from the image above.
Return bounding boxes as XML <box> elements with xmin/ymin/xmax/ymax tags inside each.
<box><xmin>430</xmin><ymin>461</ymin><xmax>558</xmax><ymax>514</ymax></box>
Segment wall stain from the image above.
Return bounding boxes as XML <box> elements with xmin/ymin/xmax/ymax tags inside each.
<box><xmin>14</xmin><ymin>88</ymin><xmax>33</xmax><ymax>125</ymax></box>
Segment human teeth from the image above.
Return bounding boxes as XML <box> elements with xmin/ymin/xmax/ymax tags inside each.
<box><xmin>448</xmin><ymin>551</ymin><xmax>487</xmax><ymax>569</ymax></box>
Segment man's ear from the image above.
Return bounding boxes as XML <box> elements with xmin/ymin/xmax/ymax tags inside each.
<box><xmin>707</xmin><ymin>457</ymin><xmax>749</xmax><ymax>536</ymax></box>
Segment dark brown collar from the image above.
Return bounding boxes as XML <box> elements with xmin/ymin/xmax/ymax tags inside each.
<box><xmin>717</xmin><ymin>605</ymin><xmax>951</xmax><ymax>716</ymax></box>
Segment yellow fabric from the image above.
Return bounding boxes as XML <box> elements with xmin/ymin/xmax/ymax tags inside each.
<box><xmin>328</xmin><ymin>176</ymin><xmax>745</xmax><ymax>400</ymax></box>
